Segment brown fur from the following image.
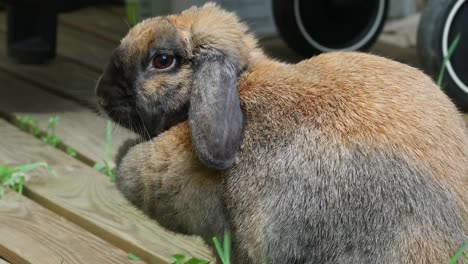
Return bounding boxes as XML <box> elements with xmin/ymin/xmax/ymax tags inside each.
<box><xmin>142</xmin><ymin>64</ymin><xmax>192</xmax><ymax>95</ymax></box>
<box><xmin>117</xmin><ymin>122</ymin><xmax>226</xmax><ymax>249</ymax></box>
<box><xmin>397</xmin><ymin>226</ymin><xmax>462</xmax><ymax>263</ymax></box>
<box><xmin>106</xmin><ymin>2</ymin><xmax>468</xmax><ymax>263</ymax></box>
<box><xmin>239</xmin><ymin>53</ymin><xmax>468</xmax><ymax>225</ymax></box>
<box><xmin>165</xmin><ymin>3</ymin><xmax>264</xmax><ymax>67</ymax></box>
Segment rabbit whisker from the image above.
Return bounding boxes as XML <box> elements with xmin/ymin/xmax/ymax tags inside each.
<box><xmin>136</xmin><ymin>108</ymin><xmax>151</xmax><ymax>140</ymax></box>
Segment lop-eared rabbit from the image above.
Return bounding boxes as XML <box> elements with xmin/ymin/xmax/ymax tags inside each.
<box><xmin>95</xmin><ymin>3</ymin><xmax>468</xmax><ymax>263</ymax></box>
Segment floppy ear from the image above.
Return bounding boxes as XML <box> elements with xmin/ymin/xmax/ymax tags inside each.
<box><xmin>189</xmin><ymin>50</ymin><xmax>244</xmax><ymax>170</ymax></box>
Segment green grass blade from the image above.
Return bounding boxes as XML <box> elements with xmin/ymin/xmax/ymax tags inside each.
<box><xmin>213</xmin><ymin>236</ymin><xmax>225</xmax><ymax>264</ymax></box>
<box><xmin>127</xmin><ymin>253</ymin><xmax>141</xmax><ymax>261</ymax></box>
<box><xmin>438</xmin><ymin>33</ymin><xmax>461</xmax><ymax>88</ymax></box>
<box><xmin>449</xmin><ymin>243</ymin><xmax>468</xmax><ymax>264</ymax></box>
<box><xmin>48</xmin><ymin>116</ymin><xmax>59</xmax><ymax>130</ymax></box>
<box><xmin>223</xmin><ymin>231</ymin><xmax>231</xmax><ymax>264</ymax></box>
<box><xmin>126</xmin><ymin>0</ymin><xmax>138</xmax><ymax>27</ymax></box>
<box><xmin>17</xmin><ymin>176</ymin><xmax>24</xmax><ymax>194</ymax></box>
<box><xmin>171</xmin><ymin>254</ymin><xmax>185</xmax><ymax>264</ymax></box>
<box><xmin>93</xmin><ymin>162</ymin><xmax>105</xmax><ymax>171</ymax></box>
<box><xmin>11</xmin><ymin>162</ymin><xmax>48</xmax><ymax>173</ymax></box>
<box><xmin>65</xmin><ymin>147</ymin><xmax>77</xmax><ymax>157</ymax></box>
<box><xmin>32</xmin><ymin>127</ymin><xmax>41</xmax><ymax>137</ymax></box>
<box><xmin>0</xmin><ymin>164</ymin><xmax>9</xmax><ymax>178</ymax></box>
<box><xmin>185</xmin><ymin>258</ymin><xmax>209</xmax><ymax>264</ymax></box>
<box><xmin>1</xmin><ymin>162</ymin><xmax>50</xmax><ymax>198</ymax></box>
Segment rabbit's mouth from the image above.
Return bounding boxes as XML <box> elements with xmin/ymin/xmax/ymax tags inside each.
<box><xmin>102</xmin><ymin>99</ymin><xmax>189</xmax><ymax>140</ymax></box>
<box><xmin>98</xmin><ymin>101</ymin><xmax>139</xmax><ymax>132</ymax></box>
<box><xmin>132</xmin><ymin>102</ymin><xmax>189</xmax><ymax>139</ymax></box>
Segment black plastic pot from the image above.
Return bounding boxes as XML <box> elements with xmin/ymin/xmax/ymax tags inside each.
<box><xmin>417</xmin><ymin>0</ymin><xmax>468</xmax><ymax>111</ymax></box>
<box><xmin>5</xmin><ymin>0</ymin><xmax>58</xmax><ymax>64</ymax></box>
<box><xmin>272</xmin><ymin>0</ymin><xmax>389</xmax><ymax>57</ymax></box>
<box><xmin>3</xmin><ymin>0</ymin><xmax>123</xmax><ymax>64</ymax></box>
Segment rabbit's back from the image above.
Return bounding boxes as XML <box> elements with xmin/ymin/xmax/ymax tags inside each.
<box><xmin>227</xmin><ymin>52</ymin><xmax>468</xmax><ymax>263</ymax></box>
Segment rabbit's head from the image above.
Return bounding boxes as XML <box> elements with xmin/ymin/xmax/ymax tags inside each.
<box><xmin>96</xmin><ymin>3</ymin><xmax>261</xmax><ymax>169</ymax></box>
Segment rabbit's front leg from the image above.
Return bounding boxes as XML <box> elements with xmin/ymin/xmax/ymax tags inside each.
<box><xmin>115</xmin><ymin>122</ymin><xmax>227</xmax><ymax>243</ymax></box>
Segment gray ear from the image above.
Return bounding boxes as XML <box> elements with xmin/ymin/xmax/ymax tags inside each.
<box><xmin>189</xmin><ymin>50</ymin><xmax>244</xmax><ymax>170</ymax></box>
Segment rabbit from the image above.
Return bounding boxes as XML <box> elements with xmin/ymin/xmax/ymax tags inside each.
<box><xmin>95</xmin><ymin>3</ymin><xmax>468</xmax><ymax>263</ymax></box>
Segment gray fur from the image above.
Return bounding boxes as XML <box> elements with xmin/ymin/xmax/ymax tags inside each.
<box><xmin>225</xmin><ymin>128</ymin><xmax>467</xmax><ymax>263</ymax></box>
<box><xmin>99</xmin><ymin>5</ymin><xmax>467</xmax><ymax>263</ymax></box>
<box><xmin>115</xmin><ymin>139</ymin><xmax>228</xmax><ymax>244</ymax></box>
<box><xmin>189</xmin><ymin>49</ymin><xmax>244</xmax><ymax>170</ymax></box>
<box><xmin>116</xmin><ymin>123</ymin><xmax>467</xmax><ymax>263</ymax></box>
<box><xmin>96</xmin><ymin>19</ymin><xmax>190</xmax><ymax>139</ymax></box>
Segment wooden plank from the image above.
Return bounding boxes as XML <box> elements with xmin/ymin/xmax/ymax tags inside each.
<box><xmin>0</xmin><ymin>190</ymin><xmax>131</xmax><ymax>264</ymax></box>
<box><xmin>0</xmin><ymin>120</ymin><xmax>213</xmax><ymax>264</ymax></box>
<box><xmin>0</xmin><ymin>10</ymin><xmax>114</xmax><ymax>108</ymax></box>
<box><xmin>0</xmin><ymin>12</ymin><xmax>114</xmax><ymax>111</ymax></box>
<box><xmin>0</xmin><ymin>70</ymin><xmax>136</xmax><ymax>166</ymax></box>
<box><xmin>59</xmin><ymin>7</ymin><xmax>128</xmax><ymax>43</ymax></box>
<box><xmin>53</xmin><ymin>23</ymin><xmax>116</xmax><ymax>71</ymax></box>
<box><xmin>102</xmin><ymin>4</ymin><xmax>127</xmax><ymax>17</ymax></box>
<box><xmin>0</xmin><ymin>12</ymin><xmax>116</xmax><ymax>72</ymax></box>
<box><xmin>4</xmin><ymin>19</ymin><xmax>106</xmax><ymax>72</ymax></box>
<box><xmin>0</xmin><ymin>30</ymin><xmax>98</xmax><ymax>108</ymax></box>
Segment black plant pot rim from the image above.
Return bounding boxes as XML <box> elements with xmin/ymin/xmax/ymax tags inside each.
<box><xmin>292</xmin><ymin>0</ymin><xmax>387</xmax><ymax>52</ymax></box>
<box><xmin>442</xmin><ymin>0</ymin><xmax>468</xmax><ymax>94</ymax></box>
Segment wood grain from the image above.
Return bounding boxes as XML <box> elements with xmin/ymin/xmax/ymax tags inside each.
<box><xmin>0</xmin><ymin>190</ymin><xmax>131</xmax><ymax>264</ymax></box>
<box><xmin>0</xmin><ymin>70</ymin><xmax>136</xmax><ymax>167</ymax></box>
<box><xmin>0</xmin><ymin>12</ymin><xmax>135</xmax><ymax>167</ymax></box>
<box><xmin>101</xmin><ymin>4</ymin><xmax>127</xmax><ymax>17</ymax></box>
<box><xmin>0</xmin><ymin>257</ymin><xmax>10</xmax><ymax>264</ymax></box>
<box><xmin>0</xmin><ymin>13</ymin><xmax>99</xmax><ymax>109</ymax></box>
<box><xmin>0</xmin><ymin>120</ymin><xmax>213</xmax><ymax>264</ymax></box>
<box><xmin>0</xmin><ymin>38</ymin><xmax>98</xmax><ymax>108</ymax></box>
<box><xmin>0</xmin><ymin>12</ymin><xmax>116</xmax><ymax>72</ymax></box>
<box><xmin>59</xmin><ymin>7</ymin><xmax>128</xmax><ymax>43</ymax></box>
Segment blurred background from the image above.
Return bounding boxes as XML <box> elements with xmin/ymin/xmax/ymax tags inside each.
<box><xmin>0</xmin><ymin>2</ymin><xmax>466</xmax><ymax>263</ymax></box>
<box><xmin>0</xmin><ymin>0</ymin><xmax>466</xmax><ymax>110</ymax></box>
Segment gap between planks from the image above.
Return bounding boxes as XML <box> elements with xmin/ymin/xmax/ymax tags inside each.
<box><xmin>0</xmin><ymin>9</ymin><xmax>138</xmax><ymax>167</ymax></box>
<box><xmin>0</xmin><ymin>190</ymin><xmax>131</xmax><ymax>264</ymax></box>
<box><xmin>0</xmin><ymin>11</ymin><xmax>112</xmax><ymax>108</ymax></box>
<box><xmin>0</xmin><ymin>119</ymin><xmax>213</xmax><ymax>263</ymax></box>
<box><xmin>0</xmin><ymin>70</ymin><xmax>135</xmax><ymax>168</ymax></box>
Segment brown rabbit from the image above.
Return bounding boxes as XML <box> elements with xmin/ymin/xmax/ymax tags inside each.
<box><xmin>95</xmin><ymin>3</ymin><xmax>468</xmax><ymax>263</ymax></box>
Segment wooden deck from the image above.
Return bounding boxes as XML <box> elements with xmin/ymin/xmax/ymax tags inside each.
<box><xmin>0</xmin><ymin>5</ymin><xmax>466</xmax><ymax>264</ymax></box>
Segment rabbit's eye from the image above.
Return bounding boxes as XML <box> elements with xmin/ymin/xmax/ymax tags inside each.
<box><xmin>152</xmin><ymin>54</ymin><xmax>176</xmax><ymax>71</ymax></box>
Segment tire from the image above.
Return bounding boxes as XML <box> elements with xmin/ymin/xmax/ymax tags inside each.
<box><xmin>417</xmin><ymin>0</ymin><xmax>468</xmax><ymax>111</ymax></box>
<box><xmin>272</xmin><ymin>0</ymin><xmax>389</xmax><ymax>58</ymax></box>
